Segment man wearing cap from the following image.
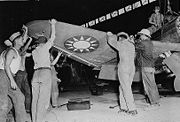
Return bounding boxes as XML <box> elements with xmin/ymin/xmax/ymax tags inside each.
<box><xmin>4</xmin><ymin>25</ymin><xmax>32</xmax><ymax>113</ymax></box>
<box><xmin>31</xmin><ymin>19</ymin><xmax>56</xmax><ymax>122</ymax></box>
<box><xmin>148</xmin><ymin>6</ymin><xmax>164</xmax><ymax>34</ymax></box>
<box><xmin>135</xmin><ymin>29</ymin><xmax>160</xmax><ymax>108</ymax></box>
<box><xmin>0</xmin><ymin>31</ymin><xmax>29</xmax><ymax>122</ymax></box>
<box><xmin>107</xmin><ymin>32</ymin><xmax>137</xmax><ymax>116</ymax></box>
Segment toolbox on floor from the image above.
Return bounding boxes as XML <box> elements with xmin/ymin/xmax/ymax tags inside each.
<box><xmin>67</xmin><ymin>97</ymin><xmax>90</xmax><ymax>111</ymax></box>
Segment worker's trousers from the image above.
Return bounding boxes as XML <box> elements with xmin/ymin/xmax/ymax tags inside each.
<box><xmin>31</xmin><ymin>68</ymin><xmax>52</xmax><ymax>122</ymax></box>
<box><xmin>142</xmin><ymin>67</ymin><xmax>160</xmax><ymax>105</ymax></box>
<box><xmin>118</xmin><ymin>64</ymin><xmax>136</xmax><ymax>110</ymax></box>
<box><xmin>0</xmin><ymin>70</ymin><xmax>28</xmax><ymax>122</ymax></box>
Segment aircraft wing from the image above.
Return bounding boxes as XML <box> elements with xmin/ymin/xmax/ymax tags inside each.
<box><xmin>152</xmin><ymin>16</ymin><xmax>180</xmax><ymax>57</ymax></box>
<box><xmin>164</xmin><ymin>52</ymin><xmax>180</xmax><ymax>91</ymax></box>
<box><xmin>152</xmin><ymin>41</ymin><xmax>180</xmax><ymax>58</ymax></box>
<box><xmin>26</xmin><ymin>15</ymin><xmax>180</xmax><ymax>67</ymax></box>
<box><xmin>26</xmin><ymin>20</ymin><xmax>116</xmax><ymax>68</ymax></box>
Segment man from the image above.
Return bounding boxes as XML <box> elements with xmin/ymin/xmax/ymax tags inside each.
<box><xmin>31</xmin><ymin>19</ymin><xmax>56</xmax><ymax>122</ymax></box>
<box><xmin>135</xmin><ymin>29</ymin><xmax>160</xmax><ymax>108</ymax></box>
<box><xmin>0</xmin><ymin>31</ymin><xmax>29</xmax><ymax>122</ymax></box>
<box><xmin>148</xmin><ymin>6</ymin><xmax>164</xmax><ymax>34</ymax></box>
<box><xmin>15</xmin><ymin>36</ymin><xmax>33</xmax><ymax>113</ymax></box>
<box><xmin>4</xmin><ymin>25</ymin><xmax>32</xmax><ymax>113</ymax></box>
<box><xmin>50</xmin><ymin>50</ymin><xmax>62</xmax><ymax>108</ymax></box>
<box><xmin>107</xmin><ymin>32</ymin><xmax>137</xmax><ymax>116</ymax></box>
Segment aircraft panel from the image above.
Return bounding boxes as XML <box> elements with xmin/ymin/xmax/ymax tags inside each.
<box><xmin>26</xmin><ymin>20</ymin><xmax>116</xmax><ymax>68</ymax></box>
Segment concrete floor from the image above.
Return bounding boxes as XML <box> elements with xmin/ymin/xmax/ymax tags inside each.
<box><xmin>43</xmin><ymin>85</ymin><xmax>180</xmax><ymax>122</ymax></box>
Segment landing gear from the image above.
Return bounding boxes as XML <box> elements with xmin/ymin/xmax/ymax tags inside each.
<box><xmin>88</xmin><ymin>69</ymin><xmax>104</xmax><ymax>95</ymax></box>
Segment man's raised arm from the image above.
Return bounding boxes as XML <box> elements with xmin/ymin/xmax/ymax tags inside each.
<box><xmin>106</xmin><ymin>32</ymin><xmax>118</xmax><ymax>50</ymax></box>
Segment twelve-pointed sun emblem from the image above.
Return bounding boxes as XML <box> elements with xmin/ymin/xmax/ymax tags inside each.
<box><xmin>64</xmin><ymin>35</ymin><xmax>99</xmax><ymax>53</ymax></box>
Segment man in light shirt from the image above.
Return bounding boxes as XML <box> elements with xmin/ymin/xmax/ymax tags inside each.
<box><xmin>107</xmin><ymin>32</ymin><xmax>137</xmax><ymax>116</ymax></box>
<box><xmin>31</xmin><ymin>19</ymin><xmax>56</xmax><ymax>122</ymax></box>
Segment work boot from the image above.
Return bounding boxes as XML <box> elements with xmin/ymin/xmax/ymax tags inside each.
<box><xmin>118</xmin><ymin>109</ymin><xmax>128</xmax><ymax>113</ymax></box>
<box><xmin>144</xmin><ymin>103</ymin><xmax>160</xmax><ymax>111</ymax></box>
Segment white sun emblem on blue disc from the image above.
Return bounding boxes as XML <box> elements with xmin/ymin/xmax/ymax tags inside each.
<box><xmin>64</xmin><ymin>35</ymin><xmax>99</xmax><ymax>53</ymax></box>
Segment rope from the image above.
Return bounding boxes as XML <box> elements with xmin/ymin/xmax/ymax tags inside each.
<box><xmin>162</xmin><ymin>0</ymin><xmax>167</xmax><ymax>35</ymax></box>
<box><xmin>158</xmin><ymin>0</ymin><xmax>163</xmax><ymax>39</ymax></box>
